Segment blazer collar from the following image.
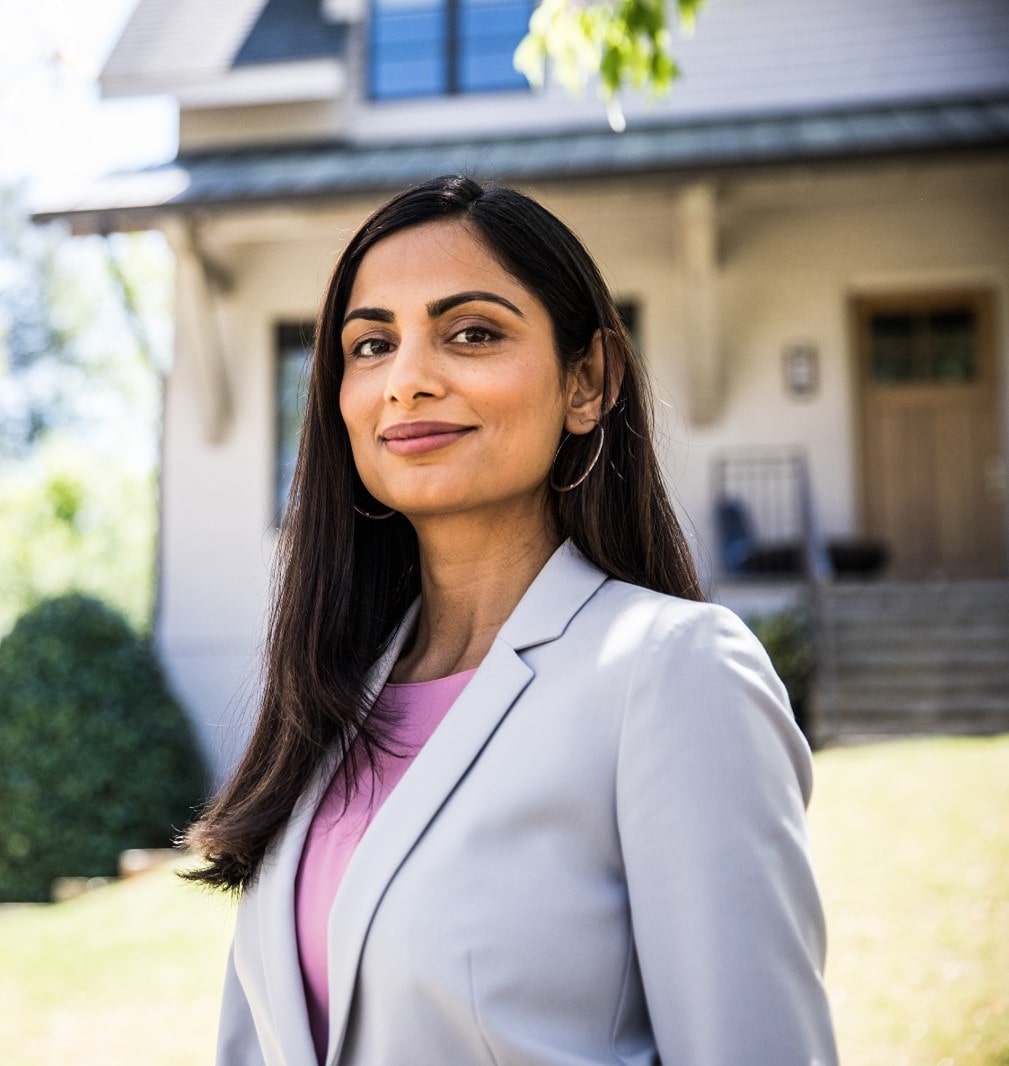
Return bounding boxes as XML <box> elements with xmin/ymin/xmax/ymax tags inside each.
<box><xmin>324</xmin><ymin>541</ymin><xmax>608</xmax><ymax>1063</ymax></box>
<box><xmin>249</xmin><ymin>542</ymin><xmax>608</xmax><ymax>1066</ymax></box>
<box><xmin>497</xmin><ymin>539</ymin><xmax>610</xmax><ymax>652</ymax></box>
<box><xmin>243</xmin><ymin>602</ymin><xmax>422</xmax><ymax>1066</ymax></box>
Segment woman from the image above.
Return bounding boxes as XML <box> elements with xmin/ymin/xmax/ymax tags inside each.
<box><xmin>187</xmin><ymin>175</ymin><xmax>838</xmax><ymax>1065</ymax></box>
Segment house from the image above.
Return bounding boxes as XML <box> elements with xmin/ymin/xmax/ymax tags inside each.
<box><xmin>38</xmin><ymin>0</ymin><xmax>1009</xmax><ymax>776</ymax></box>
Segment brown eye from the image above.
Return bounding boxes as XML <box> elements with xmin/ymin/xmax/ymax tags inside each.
<box><xmin>352</xmin><ymin>337</ymin><xmax>394</xmax><ymax>359</ymax></box>
<box><xmin>449</xmin><ymin>326</ymin><xmax>500</xmax><ymax>345</ymax></box>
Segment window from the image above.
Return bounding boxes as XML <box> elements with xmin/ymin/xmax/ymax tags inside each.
<box><xmin>370</xmin><ymin>0</ymin><xmax>533</xmax><ymax>99</ymax></box>
<box><xmin>275</xmin><ymin>323</ymin><xmax>314</xmax><ymax>522</ymax></box>
<box><xmin>616</xmin><ymin>300</ymin><xmax>639</xmax><ymax>352</ymax></box>
<box><xmin>868</xmin><ymin>307</ymin><xmax>978</xmax><ymax>384</ymax></box>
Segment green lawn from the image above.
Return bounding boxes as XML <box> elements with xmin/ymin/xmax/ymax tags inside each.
<box><xmin>0</xmin><ymin>857</ymin><xmax>236</xmax><ymax>1065</ymax></box>
<box><xmin>810</xmin><ymin>736</ymin><xmax>1009</xmax><ymax>1065</ymax></box>
<box><xmin>1</xmin><ymin>735</ymin><xmax>1007</xmax><ymax>1064</ymax></box>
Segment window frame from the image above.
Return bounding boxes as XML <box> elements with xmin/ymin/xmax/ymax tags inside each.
<box><xmin>274</xmin><ymin>322</ymin><xmax>314</xmax><ymax>525</ymax></box>
<box><xmin>368</xmin><ymin>0</ymin><xmax>534</xmax><ymax>101</ymax></box>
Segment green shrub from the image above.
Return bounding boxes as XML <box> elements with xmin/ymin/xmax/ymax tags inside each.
<box><xmin>0</xmin><ymin>594</ymin><xmax>207</xmax><ymax>902</ymax></box>
<box><xmin>746</xmin><ymin>609</ymin><xmax>816</xmax><ymax>740</ymax></box>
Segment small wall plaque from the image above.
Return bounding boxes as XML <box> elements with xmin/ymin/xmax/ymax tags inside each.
<box><xmin>784</xmin><ymin>344</ymin><xmax>819</xmax><ymax>397</ymax></box>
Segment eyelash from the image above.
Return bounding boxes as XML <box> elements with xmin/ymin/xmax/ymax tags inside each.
<box><xmin>347</xmin><ymin>323</ymin><xmax>503</xmax><ymax>360</ymax></box>
<box><xmin>448</xmin><ymin>325</ymin><xmax>502</xmax><ymax>346</ymax></box>
<box><xmin>350</xmin><ymin>336</ymin><xmax>394</xmax><ymax>359</ymax></box>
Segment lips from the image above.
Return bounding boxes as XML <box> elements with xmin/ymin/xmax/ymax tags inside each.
<box><xmin>380</xmin><ymin>421</ymin><xmax>475</xmax><ymax>456</ymax></box>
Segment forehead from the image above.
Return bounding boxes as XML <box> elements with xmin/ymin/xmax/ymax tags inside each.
<box><xmin>347</xmin><ymin>220</ymin><xmax>530</xmax><ymax>308</ymax></box>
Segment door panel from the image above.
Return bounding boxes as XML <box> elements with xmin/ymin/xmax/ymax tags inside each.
<box><xmin>857</xmin><ymin>291</ymin><xmax>1005</xmax><ymax>578</ymax></box>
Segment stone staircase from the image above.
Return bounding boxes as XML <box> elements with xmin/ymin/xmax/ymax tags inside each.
<box><xmin>813</xmin><ymin>580</ymin><xmax>1009</xmax><ymax>742</ymax></box>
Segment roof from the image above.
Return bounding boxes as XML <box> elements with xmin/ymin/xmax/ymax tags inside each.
<box><xmin>101</xmin><ymin>0</ymin><xmax>266</xmax><ymax>96</ymax></box>
<box><xmin>36</xmin><ymin>97</ymin><xmax>1009</xmax><ymax>233</ymax></box>
<box><xmin>100</xmin><ymin>0</ymin><xmax>347</xmax><ymax>98</ymax></box>
<box><xmin>233</xmin><ymin>0</ymin><xmax>347</xmax><ymax>66</ymax></box>
<box><xmin>100</xmin><ymin>0</ymin><xmax>1009</xmax><ymax>120</ymax></box>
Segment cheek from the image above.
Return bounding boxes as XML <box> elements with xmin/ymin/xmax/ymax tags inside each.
<box><xmin>338</xmin><ymin>385</ymin><xmax>376</xmax><ymax>481</ymax></box>
<box><xmin>485</xmin><ymin>370</ymin><xmax>566</xmax><ymax>456</ymax></box>
<box><xmin>338</xmin><ymin>375</ymin><xmax>369</xmax><ymax>439</ymax></box>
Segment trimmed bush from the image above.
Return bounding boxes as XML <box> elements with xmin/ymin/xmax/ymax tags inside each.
<box><xmin>0</xmin><ymin>594</ymin><xmax>207</xmax><ymax>902</ymax></box>
<box><xmin>746</xmin><ymin>609</ymin><xmax>816</xmax><ymax>742</ymax></box>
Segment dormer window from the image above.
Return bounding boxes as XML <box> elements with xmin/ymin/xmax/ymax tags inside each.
<box><xmin>370</xmin><ymin>0</ymin><xmax>532</xmax><ymax>99</ymax></box>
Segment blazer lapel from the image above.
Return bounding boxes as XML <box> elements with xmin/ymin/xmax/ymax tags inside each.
<box><xmin>247</xmin><ymin>601</ymin><xmax>422</xmax><ymax>1066</ymax></box>
<box><xmin>324</xmin><ymin>540</ymin><xmax>607</xmax><ymax>1064</ymax></box>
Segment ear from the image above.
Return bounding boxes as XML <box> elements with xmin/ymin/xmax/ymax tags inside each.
<box><xmin>564</xmin><ymin>330</ymin><xmax>623</xmax><ymax>435</ymax></box>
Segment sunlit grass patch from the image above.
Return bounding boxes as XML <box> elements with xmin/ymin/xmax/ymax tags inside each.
<box><xmin>811</xmin><ymin>735</ymin><xmax>1009</xmax><ymax>1065</ymax></box>
<box><xmin>0</xmin><ymin>855</ymin><xmax>235</xmax><ymax>1066</ymax></box>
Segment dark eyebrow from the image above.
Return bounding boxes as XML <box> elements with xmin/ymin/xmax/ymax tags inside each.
<box><xmin>342</xmin><ymin>291</ymin><xmax>524</xmax><ymax>329</ymax></box>
<box><xmin>426</xmin><ymin>291</ymin><xmax>525</xmax><ymax>319</ymax></box>
<box><xmin>342</xmin><ymin>306</ymin><xmax>395</xmax><ymax>328</ymax></box>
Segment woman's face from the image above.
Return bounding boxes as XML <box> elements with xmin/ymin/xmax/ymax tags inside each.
<box><xmin>339</xmin><ymin>220</ymin><xmax>588</xmax><ymax>524</ymax></box>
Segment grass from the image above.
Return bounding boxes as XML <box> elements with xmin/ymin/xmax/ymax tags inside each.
<box><xmin>810</xmin><ymin>735</ymin><xmax>1009</xmax><ymax>1065</ymax></box>
<box><xmin>0</xmin><ymin>857</ymin><xmax>236</xmax><ymax>1065</ymax></box>
<box><xmin>1</xmin><ymin>735</ymin><xmax>1006</xmax><ymax>1064</ymax></box>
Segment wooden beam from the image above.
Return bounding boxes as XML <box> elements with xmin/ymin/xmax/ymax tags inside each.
<box><xmin>675</xmin><ymin>182</ymin><xmax>723</xmax><ymax>426</ymax></box>
<box><xmin>164</xmin><ymin>221</ymin><xmax>234</xmax><ymax>443</ymax></box>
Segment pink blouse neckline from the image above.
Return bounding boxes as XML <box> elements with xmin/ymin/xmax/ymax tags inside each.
<box><xmin>384</xmin><ymin>667</ymin><xmax>478</xmax><ymax>689</ymax></box>
<box><xmin>295</xmin><ymin>666</ymin><xmax>477</xmax><ymax>1063</ymax></box>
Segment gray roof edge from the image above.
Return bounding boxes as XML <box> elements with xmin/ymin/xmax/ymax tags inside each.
<box><xmin>32</xmin><ymin>95</ymin><xmax>1009</xmax><ymax>232</ymax></box>
<box><xmin>169</xmin><ymin>92</ymin><xmax>1009</xmax><ymax>165</ymax></box>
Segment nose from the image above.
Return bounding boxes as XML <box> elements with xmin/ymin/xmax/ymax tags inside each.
<box><xmin>383</xmin><ymin>335</ymin><xmax>445</xmax><ymax>406</ymax></box>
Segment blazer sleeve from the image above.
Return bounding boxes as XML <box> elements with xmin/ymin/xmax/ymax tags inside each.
<box><xmin>615</xmin><ymin>601</ymin><xmax>838</xmax><ymax>1066</ymax></box>
<box><xmin>216</xmin><ymin>944</ymin><xmax>267</xmax><ymax>1066</ymax></box>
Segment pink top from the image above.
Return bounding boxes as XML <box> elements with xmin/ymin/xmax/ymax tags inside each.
<box><xmin>294</xmin><ymin>669</ymin><xmax>476</xmax><ymax>1064</ymax></box>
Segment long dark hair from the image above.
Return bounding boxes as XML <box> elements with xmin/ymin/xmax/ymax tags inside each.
<box><xmin>185</xmin><ymin>175</ymin><xmax>702</xmax><ymax>891</ymax></box>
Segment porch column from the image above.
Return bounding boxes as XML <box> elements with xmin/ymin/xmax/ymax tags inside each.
<box><xmin>674</xmin><ymin>182</ymin><xmax>724</xmax><ymax>426</ymax></box>
<box><xmin>165</xmin><ymin>221</ymin><xmax>234</xmax><ymax>443</ymax></box>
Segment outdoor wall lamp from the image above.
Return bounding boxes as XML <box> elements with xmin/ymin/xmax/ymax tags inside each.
<box><xmin>784</xmin><ymin>343</ymin><xmax>819</xmax><ymax>397</ymax></box>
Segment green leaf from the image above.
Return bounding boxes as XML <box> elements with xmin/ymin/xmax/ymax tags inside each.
<box><xmin>514</xmin><ymin>0</ymin><xmax>706</xmax><ymax>110</ymax></box>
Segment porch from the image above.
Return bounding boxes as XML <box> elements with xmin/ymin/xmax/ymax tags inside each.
<box><xmin>708</xmin><ymin>451</ymin><xmax>1009</xmax><ymax>745</ymax></box>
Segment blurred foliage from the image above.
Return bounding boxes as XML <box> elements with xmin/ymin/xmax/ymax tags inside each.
<box><xmin>0</xmin><ymin>593</ymin><xmax>207</xmax><ymax>902</ymax></box>
<box><xmin>0</xmin><ymin>181</ymin><xmax>171</xmax><ymax>638</ymax></box>
<box><xmin>746</xmin><ymin>608</ymin><xmax>816</xmax><ymax>719</ymax></box>
<box><xmin>0</xmin><ymin>435</ymin><xmax>157</xmax><ymax>637</ymax></box>
<box><xmin>0</xmin><ymin>184</ymin><xmax>80</xmax><ymax>453</ymax></box>
<box><xmin>0</xmin><ymin>188</ymin><xmax>193</xmax><ymax>901</ymax></box>
<box><xmin>516</xmin><ymin>0</ymin><xmax>706</xmax><ymax>126</ymax></box>
<box><xmin>0</xmin><ymin>185</ymin><xmax>170</xmax><ymax>461</ymax></box>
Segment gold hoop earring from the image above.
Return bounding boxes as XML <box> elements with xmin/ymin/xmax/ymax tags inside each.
<box><xmin>353</xmin><ymin>504</ymin><xmax>396</xmax><ymax>520</ymax></box>
<box><xmin>550</xmin><ymin>424</ymin><xmax>605</xmax><ymax>493</ymax></box>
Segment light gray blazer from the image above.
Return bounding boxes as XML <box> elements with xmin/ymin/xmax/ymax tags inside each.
<box><xmin>217</xmin><ymin>542</ymin><xmax>837</xmax><ymax>1065</ymax></box>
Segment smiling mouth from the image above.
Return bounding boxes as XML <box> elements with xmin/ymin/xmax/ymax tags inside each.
<box><xmin>380</xmin><ymin>422</ymin><xmax>475</xmax><ymax>456</ymax></box>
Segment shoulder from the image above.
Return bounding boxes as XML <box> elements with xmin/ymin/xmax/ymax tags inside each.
<box><xmin>583</xmin><ymin>577</ymin><xmax>772</xmax><ymax>680</ymax></box>
<box><xmin>602</xmin><ymin>589</ymin><xmax>833</xmax><ymax>1061</ymax></box>
<box><xmin>586</xmin><ymin>578</ymin><xmax>812</xmax><ymax>804</ymax></box>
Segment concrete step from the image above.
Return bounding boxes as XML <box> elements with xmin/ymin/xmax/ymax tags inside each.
<box><xmin>829</xmin><ymin>626</ymin><xmax>1009</xmax><ymax>653</ymax></box>
<box><xmin>820</xmin><ymin>682</ymin><xmax>1008</xmax><ymax>720</ymax></box>
<box><xmin>831</xmin><ymin>686</ymin><xmax>1009</xmax><ymax>710</ymax></box>
<box><xmin>832</xmin><ymin>648</ymin><xmax>1009</xmax><ymax>673</ymax></box>
<box><xmin>819</xmin><ymin>710</ymin><xmax>1009</xmax><ymax>739</ymax></box>
<box><xmin>826</xmin><ymin>582</ymin><xmax>1009</xmax><ymax>619</ymax></box>
<box><xmin>815</xmin><ymin>579</ymin><xmax>1009</xmax><ymax>740</ymax></box>
<box><xmin>830</xmin><ymin>679</ymin><xmax>1009</xmax><ymax>703</ymax></box>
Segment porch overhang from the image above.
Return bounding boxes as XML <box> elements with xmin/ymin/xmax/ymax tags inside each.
<box><xmin>33</xmin><ymin>96</ymin><xmax>1009</xmax><ymax>235</ymax></box>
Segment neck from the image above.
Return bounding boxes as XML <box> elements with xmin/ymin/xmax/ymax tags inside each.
<box><xmin>390</xmin><ymin>506</ymin><xmax>560</xmax><ymax>683</ymax></box>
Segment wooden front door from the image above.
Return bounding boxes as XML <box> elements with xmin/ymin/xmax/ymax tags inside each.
<box><xmin>856</xmin><ymin>290</ymin><xmax>1006</xmax><ymax>578</ymax></box>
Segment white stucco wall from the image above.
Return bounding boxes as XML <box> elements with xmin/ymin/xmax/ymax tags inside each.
<box><xmin>541</xmin><ymin>158</ymin><xmax>1009</xmax><ymax>589</ymax></box>
<box><xmin>159</xmin><ymin>155</ymin><xmax>1009</xmax><ymax>779</ymax></box>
